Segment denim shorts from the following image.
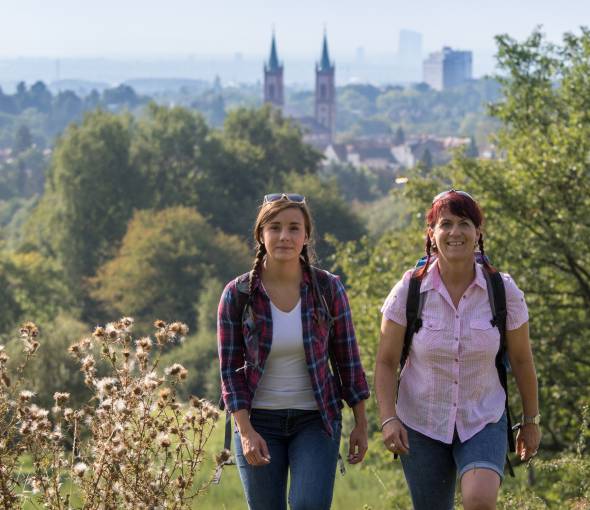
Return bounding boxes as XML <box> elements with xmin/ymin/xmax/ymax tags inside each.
<box><xmin>400</xmin><ymin>413</ymin><xmax>507</xmax><ymax>510</ymax></box>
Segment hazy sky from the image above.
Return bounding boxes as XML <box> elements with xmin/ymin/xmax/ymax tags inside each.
<box><xmin>2</xmin><ymin>0</ymin><xmax>588</xmax><ymax>59</ymax></box>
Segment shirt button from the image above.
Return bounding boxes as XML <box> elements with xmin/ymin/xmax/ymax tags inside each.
<box><xmin>453</xmin><ymin>403</ymin><xmax>457</xmax><ymax>407</ymax></box>
<box><xmin>455</xmin><ymin>314</ymin><xmax>459</xmax><ymax>319</ymax></box>
<box><xmin>454</xmin><ymin>381</ymin><xmax>458</xmax><ymax>384</ymax></box>
<box><xmin>454</xmin><ymin>358</ymin><xmax>459</xmax><ymax>362</ymax></box>
<box><xmin>462</xmin><ymin>295</ymin><xmax>466</xmax><ymax>299</ymax></box>
<box><xmin>455</xmin><ymin>336</ymin><xmax>459</xmax><ymax>341</ymax></box>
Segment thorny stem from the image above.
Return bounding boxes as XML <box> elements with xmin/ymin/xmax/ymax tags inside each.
<box><xmin>85</xmin><ymin>427</ymin><xmax>118</xmax><ymax>508</ymax></box>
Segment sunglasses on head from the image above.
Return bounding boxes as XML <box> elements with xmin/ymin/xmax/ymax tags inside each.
<box><xmin>263</xmin><ymin>193</ymin><xmax>306</xmax><ymax>204</ymax></box>
<box><xmin>432</xmin><ymin>189</ymin><xmax>474</xmax><ymax>204</ymax></box>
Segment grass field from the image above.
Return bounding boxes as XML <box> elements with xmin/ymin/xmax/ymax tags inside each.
<box><xmin>15</xmin><ymin>420</ymin><xmax>548</xmax><ymax>509</ymax></box>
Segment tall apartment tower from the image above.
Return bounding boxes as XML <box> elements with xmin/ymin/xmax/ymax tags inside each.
<box><xmin>423</xmin><ymin>47</ymin><xmax>472</xmax><ymax>91</ymax></box>
<box><xmin>398</xmin><ymin>30</ymin><xmax>423</xmax><ymax>82</ymax></box>
<box><xmin>315</xmin><ymin>33</ymin><xmax>336</xmax><ymax>140</ymax></box>
<box><xmin>264</xmin><ymin>33</ymin><xmax>284</xmax><ymax>108</ymax></box>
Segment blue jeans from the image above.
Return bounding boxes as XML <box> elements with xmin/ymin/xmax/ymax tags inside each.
<box><xmin>235</xmin><ymin>409</ymin><xmax>341</xmax><ymax>510</ymax></box>
<box><xmin>400</xmin><ymin>413</ymin><xmax>507</xmax><ymax>510</ymax></box>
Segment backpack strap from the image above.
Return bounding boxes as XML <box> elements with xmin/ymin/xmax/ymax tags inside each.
<box><xmin>391</xmin><ymin>271</ymin><xmax>424</xmax><ymax>461</ymax></box>
<box><xmin>401</xmin><ymin>270</ymin><xmax>424</xmax><ymax>370</ymax></box>
<box><xmin>483</xmin><ymin>268</ymin><xmax>516</xmax><ymax>477</ymax></box>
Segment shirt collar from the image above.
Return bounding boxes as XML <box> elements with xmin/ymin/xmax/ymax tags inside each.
<box><xmin>249</xmin><ymin>261</ymin><xmax>313</xmax><ymax>293</ymax></box>
<box><xmin>419</xmin><ymin>257</ymin><xmax>487</xmax><ymax>293</ymax></box>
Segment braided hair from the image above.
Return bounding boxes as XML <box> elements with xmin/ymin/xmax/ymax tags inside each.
<box><xmin>478</xmin><ymin>234</ymin><xmax>495</xmax><ymax>273</ymax></box>
<box><xmin>248</xmin><ymin>243</ymin><xmax>267</xmax><ymax>296</ymax></box>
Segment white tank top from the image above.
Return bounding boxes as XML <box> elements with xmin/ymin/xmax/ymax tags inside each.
<box><xmin>251</xmin><ymin>299</ymin><xmax>318</xmax><ymax>410</ymax></box>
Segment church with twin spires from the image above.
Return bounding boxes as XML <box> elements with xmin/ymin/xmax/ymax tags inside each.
<box><xmin>263</xmin><ymin>33</ymin><xmax>336</xmax><ymax>146</ymax></box>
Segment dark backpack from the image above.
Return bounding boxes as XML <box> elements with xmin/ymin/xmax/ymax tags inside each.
<box><xmin>401</xmin><ymin>254</ymin><xmax>516</xmax><ymax>476</ymax></box>
<box><xmin>214</xmin><ymin>266</ymin><xmax>341</xmax><ymax>483</ymax></box>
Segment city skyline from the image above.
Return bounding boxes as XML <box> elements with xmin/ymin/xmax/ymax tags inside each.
<box><xmin>2</xmin><ymin>0</ymin><xmax>587</xmax><ymax>59</ymax></box>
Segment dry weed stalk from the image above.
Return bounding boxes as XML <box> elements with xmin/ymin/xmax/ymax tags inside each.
<box><xmin>1</xmin><ymin>319</ymin><xmax>228</xmax><ymax>510</ymax></box>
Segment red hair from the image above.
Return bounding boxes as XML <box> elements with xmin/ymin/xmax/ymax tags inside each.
<box><xmin>416</xmin><ymin>191</ymin><xmax>495</xmax><ymax>278</ymax></box>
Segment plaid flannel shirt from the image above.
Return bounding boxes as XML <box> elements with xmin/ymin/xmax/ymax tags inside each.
<box><xmin>217</xmin><ymin>266</ymin><xmax>369</xmax><ymax>436</ymax></box>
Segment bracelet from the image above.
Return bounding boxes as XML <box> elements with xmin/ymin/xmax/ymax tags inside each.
<box><xmin>380</xmin><ymin>416</ymin><xmax>400</xmax><ymax>431</ymax></box>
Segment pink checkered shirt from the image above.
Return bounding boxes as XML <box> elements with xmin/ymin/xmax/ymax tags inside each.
<box><xmin>381</xmin><ymin>261</ymin><xmax>528</xmax><ymax>444</ymax></box>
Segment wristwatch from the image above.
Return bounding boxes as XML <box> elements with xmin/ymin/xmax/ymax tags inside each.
<box><xmin>522</xmin><ymin>414</ymin><xmax>541</xmax><ymax>425</ymax></box>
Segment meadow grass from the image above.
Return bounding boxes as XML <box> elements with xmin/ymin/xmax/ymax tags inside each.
<box><xmin>14</xmin><ymin>416</ymin><xmax>554</xmax><ymax>509</ymax></box>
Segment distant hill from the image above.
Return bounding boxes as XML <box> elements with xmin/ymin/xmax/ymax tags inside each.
<box><xmin>123</xmin><ymin>78</ymin><xmax>209</xmax><ymax>94</ymax></box>
<box><xmin>49</xmin><ymin>80</ymin><xmax>110</xmax><ymax>96</ymax></box>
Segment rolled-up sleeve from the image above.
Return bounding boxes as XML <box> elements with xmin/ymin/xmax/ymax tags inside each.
<box><xmin>380</xmin><ymin>269</ymin><xmax>413</xmax><ymax>326</ymax></box>
<box><xmin>217</xmin><ymin>281</ymin><xmax>250</xmax><ymax>412</ymax></box>
<box><xmin>329</xmin><ymin>276</ymin><xmax>370</xmax><ymax>407</ymax></box>
<box><xmin>502</xmin><ymin>273</ymin><xmax>529</xmax><ymax>331</ymax></box>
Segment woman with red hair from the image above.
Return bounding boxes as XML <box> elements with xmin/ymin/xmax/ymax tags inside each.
<box><xmin>375</xmin><ymin>190</ymin><xmax>540</xmax><ymax>510</ymax></box>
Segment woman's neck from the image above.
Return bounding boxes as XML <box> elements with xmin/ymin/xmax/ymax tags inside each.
<box><xmin>262</xmin><ymin>258</ymin><xmax>302</xmax><ymax>285</ymax></box>
<box><xmin>436</xmin><ymin>256</ymin><xmax>475</xmax><ymax>288</ymax></box>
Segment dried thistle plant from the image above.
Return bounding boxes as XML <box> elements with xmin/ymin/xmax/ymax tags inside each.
<box><xmin>64</xmin><ymin>318</ymin><xmax>222</xmax><ymax>509</ymax></box>
<box><xmin>2</xmin><ymin>318</ymin><xmax>225</xmax><ymax>510</ymax></box>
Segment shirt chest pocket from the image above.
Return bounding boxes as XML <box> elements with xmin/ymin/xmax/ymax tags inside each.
<box><xmin>469</xmin><ymin>318</ymin><xmax>500</xmax><ymax>353</ymax></box>
<box><xmin>414</xmin><ymin>318</ymin><xmax>446</xmax><ymax>348</ymax></box>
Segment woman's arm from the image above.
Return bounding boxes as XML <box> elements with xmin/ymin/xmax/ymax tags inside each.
<box><xmin>328</xmin><ymin>277</ymin><xmax>370</xmax><ymax>406</ymax></box>
<box><xmin>375</xmin><ymin>317</ymin><xmax>409</xmax><ymax>454</ymax></box>
<box><xmin>328</xmin><ymin>276</ymin><xmax>370</xmax><ymax>463</ymax></box>
<box><xmin>506</xmin><ymin>321</ymin><xmax>541</xmax><ymax>460</ymax></box>
<box><xmin>233</xmin><ymin>409</ymin><xmax>270</xmax><ymax>466</ymax></box>
<box><xmin>217</xmin><ymin>282</ymin><xmax>271</xmax><ymax>466</ymax></box>
<box><xmin>348</xmin><ymin>400</ymin><xmax>368</xmax><ymax>464</ymax></box>
<box><xmin>217</xmin><ymin>282</ymin><xmax>250</xmax><ymax>412</ymax></box>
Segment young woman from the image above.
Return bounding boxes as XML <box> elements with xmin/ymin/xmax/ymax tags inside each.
<box><xmin>218</xmin><ymin>193</ymin><xmax>370</xmax><ymax>510</ymax></box>
<box><xmin>375</xmin><ymin>190</ymin><xmax>541</xmax><ymax>510</ymax></box>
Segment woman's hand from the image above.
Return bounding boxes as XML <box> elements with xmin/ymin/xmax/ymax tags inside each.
<box><xmin>516</xmin><ymin>424</ymin><xmax>541</xmax><ymax>461</ymax></box>
<box><xmin>348</xmin><ymin>423</ymin><xmax>368</xmax><ymax>464</ymax></box>
<box><xmin>382</xmin><ymin>419</ymin><xmax>409</xmax><ymax>455</ymax></box>
<box><xmin>239</xmin><ymin>427</ymin><xmax>271</xmax><ymax>466</ymax></box>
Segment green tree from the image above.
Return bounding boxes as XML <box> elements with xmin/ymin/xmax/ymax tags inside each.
<box><xmin>419</xmin><ymin>148</ymin><xmax>433</xmax><ymax>172</ymax></box>
<box><xmin>283</xmin><ymin>172</ymin><xmax>366</xmax><ymax>264</ymax></box>
<box><xmin>131</xmin><ymin>102</ymin><xmax>209</xmax><ymax>209</ymax></box>
<box><xmin>0</xmin><ymin>257</ymin><xmax>22</xmax><ymax>336</ymax></box>
<box><xmin>442</xmin><ymin>28</ymin><xmax>590</xmax><ymax>451</ymax></box>
<box><xmin>13</xmin><ymin>125</ymin><xmax>33</xmax><ymax>154</ymax></box>
<box><xmin>26</xmin><ymin>110</ymin><xmax>139</xmax><ymax>299</ymax></box>
<box><xmin>196</xmin><ymin>105</ymin><xmax>322</xmax><ymax>236</ymax></box>
<box><xmin>92</xmin><ymin>207</ymin><xmax>250</xmax><ymax>331</ymax></box>
<box><xmin>394</xmin><ymin>125</ymin><xmax>405</xmax><ymax>145</ymax></box>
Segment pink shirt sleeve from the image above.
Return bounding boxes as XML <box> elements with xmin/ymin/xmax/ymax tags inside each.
<box><xmin>502</xmin><ymin>273</ymin><xmax>529</xmax><ymax>331</ymax></box>
<box><xmin>380</xmin><ymin>269</ymin><xmax>414</xmax><ymax>326</ymax></box>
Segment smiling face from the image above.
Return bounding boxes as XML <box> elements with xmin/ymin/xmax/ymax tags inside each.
<box><xmin>261</xmin><ymin>207</ymin><xmax>308</xmax><ymax>264</ymax></box>
<box><xmin>429</xmin><ymin>208</ymin><xmax>481</xmax><ymax>264</ymax></box>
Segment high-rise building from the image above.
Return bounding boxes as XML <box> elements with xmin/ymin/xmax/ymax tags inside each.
<box><xmin>423</xmin><ymin>47</ymin><xmax>472</xmax><ymax>91</ymax></box>
<box><xmin>315</xmin><ymin>33</ymin><xmax>336</xmax><ymax>141</ymax></box>
<box><xmin>263</xmin><ymin>33</ymin><xmax>284</xmax><ymax>108</ymax></box>
<box><xmin>398</xmin><ymin>30</ymin><xmax>422</xmax><ymax>82</ymax></box>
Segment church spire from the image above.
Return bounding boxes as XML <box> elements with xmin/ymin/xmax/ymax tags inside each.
<box><xmin>266</xmin><ymin>31</ymin><xmax>281</xmax><ymax>72</ymax></box>
<box><xmin>318</xmin><ymin>31</ymin><xmax>333</xmax><ymax>72</ymax></box>
<box><xmin>263</xmin><ymin>30</ymin><xmax>284</xmax><ymax>108</ymax></box>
